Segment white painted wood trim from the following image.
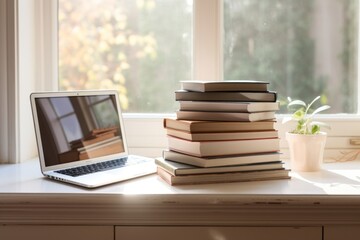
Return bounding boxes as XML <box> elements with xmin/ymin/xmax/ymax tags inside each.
<box><xmin>2</xmin><ymin>0</ymin><xmax>20</xmax><ymax>164</ymax></box>
<box><xmin>35</xmin><ymin>0</ymin><xmax>58</xmax><ymax>91</ymax></box>
<box><xmin>0</xmin><ymin>0</ymin><xmax>8</xmax><ymax>163</ymax></box>
<box><xmin>193</xmin><ymin>0</ymin><xmax>223</xmax><ymax>80</ymax></box>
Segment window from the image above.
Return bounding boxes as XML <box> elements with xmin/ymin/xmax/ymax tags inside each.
<box><xmin>58</xmin><ymin>0</ymin><xmax>193</xmax><ymax>113</ymax></box>
<box><xmin>224</xmin><ymin>0</ymin><xmax>359</xmax><ymax>114</ymax></box>
<box><xmin>3</xmin><ymin>0</ymin><xmax>360</xmax><ymax>163</ymax></box>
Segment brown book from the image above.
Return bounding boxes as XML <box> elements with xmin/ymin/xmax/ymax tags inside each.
<box><xmin>163</xmin><ymin>118</ymin><xmax>276</xmax><ymax>133</ymax></box>
<box><xmin>176</xmin><ymin>110</ymin><xmax>275</xmax><ymax>122</ymax></box>
<box><xmin>157</xmin><ymin>167</ymin><xmax>290</xmax><ymax>185</ymax></box>
<box><xmin>155</xmin><ymin>157</ymin><xmax>284</xmax><ymax>176</ymax></box>
<box><xmin>181</xmin><ymin>80</ymin><xmax>269</xmax><ymax>92</ymax></box>
<box><xmin>166</xmin><ymin>128</ymin><xmax>279</xmax><ymax>141</ymax></box>
<box><xmin>90</xmin><ymin>126</ymin><xmax>118</xmax><ymax>136</ymax></box>
<box><xmin>58</xmin><ymin>150</ymin><xmax>80</xmax><ymax>163</ymax></box>
<box><xmin>79</xmin><ymin>138</ymin><xmax>124</xmax><ymax>160</ymax></box>
<box><xmin>163</xmin><ymin>150</ymin><xmax>282</xmax><ymax>168</ymax></box>
<box><xmin>167</xmin><ymin>136</ymin><xmax>280</xmax><ymax>157</ymax></box>
<box><xmin>81</xmin><ymin>131</ymin><xmax>117</xmax><ymax>147</ymax></box>
<box><xmin>179</xmin><ymin>101</ymin><xmax>279</xmax><ymax>113</ymax></box>
<box><xmin>175</xmin><ymin>90</ymin><xmax>277</xmax><ymax>102</ymax></box>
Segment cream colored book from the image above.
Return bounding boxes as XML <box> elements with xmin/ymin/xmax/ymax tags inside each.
<box><xmin>175</xmin><ymin>90</ymin><xmax>277</xmax><ymax>102</ymax></box>
<box><xmin>166</xmin><ymin>128</ymin><xmax>279</xmax><ymax>141</ymax></box>
<box><xmin>167</xmin><ymin>136</ymin><xmax>280</xmax><ymax>157</ymax></box>
<box><xmin>163</xmin><ymin>150</ymin><xmax>282</xmax><ymax>167</ymax></box>
<box><xmin>180</xmin><ymin>80</ymin><xmax>269</xmax><ymax>92</ymax></box>
<box><xmin>163</xmin><ymin>118</ymin><xmax>276</xmax><ymax>133</ymax></box>
<box><xmin>157</xmin><ymin>167</ymin><xmax>290</xmax><ymax>185</ymax></box>
<box><xmin>176</xmin><ymin>110</ymin><xmax>275</xmax><ymax>122</ymax></box>
<box><xmin>155</xmin><ymin>157</ymin><xmax>284</xmax><ymax>176</ymax></box>
<box><xmin>179</xmin><ymin>101</ymin><xmax>279</xmax><ymax>113</ymax></box>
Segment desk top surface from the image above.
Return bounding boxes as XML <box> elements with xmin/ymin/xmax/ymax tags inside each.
<box><xmin>1</xmin><ymin>159</ymin><xmax>360</xmax><ymax>197</ymax></box>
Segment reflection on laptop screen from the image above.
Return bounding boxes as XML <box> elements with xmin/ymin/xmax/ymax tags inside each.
<box><xmin>35</xmin><ymin>94</ymin><xmax>125</xmax><ymax>167</ymax></box>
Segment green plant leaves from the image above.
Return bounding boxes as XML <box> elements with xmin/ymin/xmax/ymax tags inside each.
<box><xmin>292</xmin><ymin>108</ymin><xmax>305</xmax><ymax>120</ymax></box>
<box><xmin>288</xmin><ymin>100</ymin><xmax>306</xmax><ymax>107</ymax></box>
<box><xmin>286</xmin><ymin>96</ymin><xmax>330</xmax><ymax>135</ymax></box>
<box><xmin>310</xmin><ymin>105</ymin><xmax>331</xmax><ymax>117</ymax></box>
<box><xmin>311</xmin><ymin>124</ymin><xmax>320</xmax><ymax>134</ymax></box>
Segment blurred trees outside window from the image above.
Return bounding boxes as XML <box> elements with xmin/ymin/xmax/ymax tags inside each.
<box><xmin>224</xmin><ymin>0</ymin><xmax>358</xmax><ymax>113</ymax></box>
<box><xmin>59</xmin><ymin>0</ymin><xmax>193</xmax><ymax>113</ymax></box>
<box><xmin>59</xmin><ymin>0</ymin><xmax>358</xmax><ymax>114</ymax></box>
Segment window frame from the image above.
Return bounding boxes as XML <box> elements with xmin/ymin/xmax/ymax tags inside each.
<box><xmin>3</xmin><ymin>0</ymin><xmax>360</xmax><ymax>164</ymax></box>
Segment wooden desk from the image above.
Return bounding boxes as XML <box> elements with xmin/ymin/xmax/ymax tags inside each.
<box><xmin>1</xmin><ymin>159</ymin><xmax>360</xmax><ymax>240</ymax></box>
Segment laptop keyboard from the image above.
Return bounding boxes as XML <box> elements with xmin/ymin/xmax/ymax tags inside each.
<box><xmin>55</xmin><ymin>157</ymin><xmax>146</xmax><ymax>177</ymax></box>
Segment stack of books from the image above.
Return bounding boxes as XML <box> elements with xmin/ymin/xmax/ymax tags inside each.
<box><xmin>157</xmin><ymin>80</ymin><xmax>290</xmax><ymax>185</ymax></box>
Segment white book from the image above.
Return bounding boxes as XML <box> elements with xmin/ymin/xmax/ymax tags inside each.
<box><xmin>166</xmin><ymin>128</ymin><xmax>279</xmax><ymax>141</ymax></box>
<box><xmin>163</xmin><ymin>150</ymin><xmax>282</xmax><ymax>168</ymax></box>
<box><xmin>157</xmin><ymin>167</ymin><xmax>290</xmax><ymax>185</ymax></box>
<box><xmin>167</xmin><ymin>136</ymin><xmax>280</xmax><ymax>157</ymax></box>
<box><xmin>179</xmin><ymin>101</ymin><xmax>279</xmax><ymax>113</ymax></box>
<box><xmin>176</xmin><ymin>110</ymin><xmax>275</xmax><ymax>122</ymax></box>
<box><xmin>156</xmin><ymin>157</ymin><xmax>284</xmax><ymax>176</ymax></box>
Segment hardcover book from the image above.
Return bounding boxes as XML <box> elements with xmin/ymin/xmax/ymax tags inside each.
<box><xmin>175</xmin><ymin>90</ymin><xmax>277</xmax><ymax>102</ymax></box>
<box><xmin>176</xmin><ymin>110</ymin><xmax>275</xmax><ymax>122</ymax></box>
<box><xmin>166</xmin><ymin>128</ymin><xmax>279</xmax><ymax>141</ymax></box>
<box><xmin>157</xmin><ymin>167</ymin><xmax>290</xmax><ymax>185</ymax></box>
<box><xmin>155</xmin><ymin>157</ymin><xmax>284</xmax><ymax>176</ymax></box>
<box><xmin>163</xmin><ymin>118</ymin><xmax>276</xmax><ymax>133</ymax></box>
<box><xmin>163</xmin><ymin>150</ymin><xmax>282</xmax><ymax>168</ymax></box>
<box><xmin>180</xmin><ymin>80</ymin><xmax>269</xmax><ymax>92</ymax></box>
<box><xmin>178</xmin><ymin>101</ymin><xmax>279</xmax><ymax>113</ymax></box>
<box><xmin>167</xmin><ymin>136</ymin><xmax>280</xmax><ymax>157</ymax></box>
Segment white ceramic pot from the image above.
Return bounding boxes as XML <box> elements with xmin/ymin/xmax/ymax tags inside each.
<box><xmin>285</xmin><ymin>132</ymin><xmax>327</xmax><ymax>172</ymax></box>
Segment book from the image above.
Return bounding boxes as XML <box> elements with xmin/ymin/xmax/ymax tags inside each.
<box><xmin>155</xmin><ymin>157</ymin><xmax>284</xmax><ymax>176</ymax></box>
<box><xmin>81</xmin><ymin>131</ymin><xmax>117</xmax><ymax>147</ymax></box>
<box><xmin>175</xmin><ymin>90</ymin><xmax>277</xmax><ymax>102</ymax></box>
<box><xmin>176</xmin><ymin>110</ymin><xmax>275</xmax><ymax>122</ymax></box>
<box><xmin>157</xmin><ymin>167</ymin><xmax>290</xmax><ymax>185</ymax></box>
<box><xmin>163</xmin><ymin>150</ymin><xmax>282</xmax><ymax>167</ymax></box>
<box><xmin>167</xmin><ymin>136</ymin><xmax>280</xmax><ymax>157</ymax></box>
<box><xmin>181</xmin><ymin>80</ymin><xmax>269</xmax><ymax>92</ymax></box>
<box><xmin>70</xmin><ymin>127</ymin><xmax>118</xmax><ymax>149</ymax></box>
<box><xmin>166</xmin><ymin>128</ymin><xmax>279</xmax><ymax>141</ymax></box>
<box><xmin>179</xmin><ymin>101</ymin><xmax>279</xmax><ymax>113</ymax></box>
<box><xmin>78</xmin><ymin>137</ymin><xmax>124</xmax><ymax>160</ymax></box>
<box><xmin>163</xmin><ymin>118</ymin><xmax>276</xmax><ymax>133</ymax></box>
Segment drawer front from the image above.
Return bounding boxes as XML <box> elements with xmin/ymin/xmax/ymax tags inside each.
<box><xmin>0</xmin><ymin>225</ymin><xmax>113</xmax><ymax>240</ymax></box>
<box><xmin>115</xmin><ymin>226</ymin><xmax>322</xmax><ymax>240</ymax></box>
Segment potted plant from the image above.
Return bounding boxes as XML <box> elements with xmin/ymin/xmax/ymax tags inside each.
<box><xmin>283</xmin><ymin>96</ymin><xmax>330</xmax><ymax>172</ymax></box>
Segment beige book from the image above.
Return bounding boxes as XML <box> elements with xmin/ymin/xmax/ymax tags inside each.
<box><xmin>180</xmin><ymin>80</ymin><xmax>269</xmax><ymax>92</ymax></box>
<box><xmin>155</xmin><ymin>157</ymin><xmax>284</xmax><ymax>176</ymax></box>
<box><xmin>176</xmin><ymin>110</ymin><xmax>275</xmax><ymax>122</ymax></box>
<box><xmin>166</xmin><ymin>128</ymin><xmax>279</xmax><ymax>141</ymax></box>
<box><xmin>175</xmin><ymin>90</ymin><xmax>277</xmax><ymax>102</ymax></box>
<box><xmin>179</xmin><ymin>101</ymin><xmax>279</xmax><ymax>112</ymax></box>
<box><xmin>163</xmin><ymin>118</ymin><xmax>276</xmax><ymax>133</ymax></box>
<box><xmin>157</xmin><ymin>167</ymin><xmax>290</xmax><ymax>185</ymax></box>
<box><xmin>163</xmin><ymin>150</ymin><xmax>282</xmax><ymax>168</ymax></box>
<box><xmin>167</xmin><ymin>136</ymin><xmax>280</xmax><ymax>157</ymax></box>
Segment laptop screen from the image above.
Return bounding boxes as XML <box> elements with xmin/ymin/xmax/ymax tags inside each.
<box><xmin>34</xmin><ymin>94</ymin><xmax>125</xmax><ymax>167</ymax></box>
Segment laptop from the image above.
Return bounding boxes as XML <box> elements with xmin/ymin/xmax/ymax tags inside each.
<box><xmin>30</xmin><ymin>90</ymin><xmax>157</xmax><ymax>188</ymax></box>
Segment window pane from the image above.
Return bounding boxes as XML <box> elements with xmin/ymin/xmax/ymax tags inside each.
<box><xmin>60</xmin><ymin>115</ymin><xmax>83</xmax><ymax>142</ymax></box>
<box><xmin>224</xmin><ymin>0</ymin><xmax>358</xmax><ymax>113</ymax></box>
<box><xmin>50</xmin><ymin>97</ymin><xmax>74</xmax><ymax>116</ymax></box>
<box><xmin>91</xmin><ymin>100</ymin><xmax>120</xmax><ymax>128</ymax></box>
<box><xmin>58</xmin><ymin>0</ymin><xmax>193</xmax><ymax>113</ymax></box>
